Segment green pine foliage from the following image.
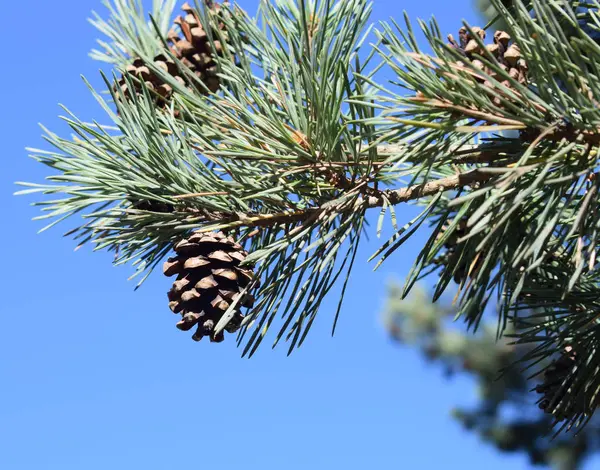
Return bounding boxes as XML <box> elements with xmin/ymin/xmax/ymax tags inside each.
<box><xmin>16</xmin><ymin>0</ymin><xmax>600</xmax><ymax>430</ymax></box>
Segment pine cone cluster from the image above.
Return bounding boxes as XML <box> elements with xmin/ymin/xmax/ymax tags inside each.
<box><xmin>163</xmin><ymin>231</ymin><xmax>257</xmax><ymax>343</ymax></box>
<box><xmin>535</xmin><ymin>347</ymin><xmax>582</xmax><ymax>421</ymax></box>
<box><xmin>117</xmin><ymin>1</ymin><xmax>230</xmax><ymax>106</ymax></box>
<box><xmin>447</xmin><ymin>26</ymin><xmax>528</xmax><ymax>105</ymax></box>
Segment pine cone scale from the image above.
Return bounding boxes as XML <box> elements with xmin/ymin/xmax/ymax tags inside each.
<box><xmin>183</xmin><ymin>256</ymin><xmax>211</xmax><ymax>269</ymax></box>
<box><xmin>196</xmin><ymin>275</ymin><xmax>219</xmax><ymax>289</ymax></box>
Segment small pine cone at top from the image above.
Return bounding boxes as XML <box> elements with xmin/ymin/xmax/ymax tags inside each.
<box><xmin>163</xmin><ymin>231</ymin><xmax>258</xmax><ymax>343</ymax></box>
<box><xmin>167</xmin><ymin>1</ymin><xmax>231</xmax><ymax>93</ymax></box>
<box><xmin>535</xmin><ymin>346</ymin><xmax>586</xmax><ymax>422</ymax></box>
<box><xmin>445</xmin><ymin>26</ymin><xmax>528</xmax><ymax>104</ymax></box>
<box><xmin>117</xmin><ymin>1</ymin><xmax>230</xmax><ymax>106</ymax></box>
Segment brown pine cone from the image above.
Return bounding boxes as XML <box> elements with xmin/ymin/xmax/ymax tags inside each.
<box><xmin>444</xmin><ymin>26</ymin><xmax>528</xmax><ymax>106</ymax></box>
<box><xmin>117</xmin><ymin>1</ymin><xmax>231</xmax><ymax>106</ymax></box>
<box><xmin>163</xmin><ymin>231</ymin><xmax>259</xmax><ymax>343</ymax></box>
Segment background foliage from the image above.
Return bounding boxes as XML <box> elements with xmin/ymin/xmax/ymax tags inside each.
<box><xmin>384</xmin><ymin>285</ymin><xmax>600</xmax><ymax>469</ymax></box>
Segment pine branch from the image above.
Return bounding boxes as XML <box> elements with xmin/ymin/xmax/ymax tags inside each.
<box><xmin>190</xmin><ymin>167</ymin><xmax>494</xmax><ymax>230</ymax></box>
<box><xmin>18</xmin><ymin>0</ymin><xmax>600</xmax><ymax>424</ymax></box>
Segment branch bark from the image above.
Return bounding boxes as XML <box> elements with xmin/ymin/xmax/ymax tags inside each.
<box><xmin>213</xmin><ymin>168</ymin><xmax>493</xmax><ymax>230</ymax></box>
<box><xmin>365</xmin><ymin>168</ymin><xmax>491</xmax><ymax>207</ymax></box>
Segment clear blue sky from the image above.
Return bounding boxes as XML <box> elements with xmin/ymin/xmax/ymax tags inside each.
<box><xmin>2</xmin><ymin>1</ymin><xmax>597</xmax><ymax>469</ymax></box>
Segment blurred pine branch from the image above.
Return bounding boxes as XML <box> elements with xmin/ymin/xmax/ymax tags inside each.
<box><xmin>383</xmin><ymin>284</ymin><xmax>600</xmax><ymax>469</ymax></box>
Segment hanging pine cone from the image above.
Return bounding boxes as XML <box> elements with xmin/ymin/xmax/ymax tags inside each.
<box><xmin>439</xmin><ymin>217</ymin><xmax>468</xmax><ymax>250</ymax></box>
<box><xmin>117</xmin><ymin>1</ymin><xmax>230</xmax><ymax>106</ymax></box>
<box><xmin>163</xmin><ymin>231</ymin><xmax>258</xmax><ymax>343</ymax></box>
<box><xmin>535</xmin><ymin>346</ymin><xmax>583</xmax><ymax>421</ymax></box>
<box><xmin>446</xmin><ymin>26</ymin><xmax>528</xmax><ymax>105</ymax></box>
<box><xmin>434</xmin><ymin>218</ymin><xmax>482</xmax><ymax>284</ymax></box>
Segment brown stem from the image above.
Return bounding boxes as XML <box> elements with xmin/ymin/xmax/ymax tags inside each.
<box><xmin>365</xmin><ymin>168</ymin><xmax>491</xmax><ymax>207</ymax></box>
<box><xmin>196</xmin><ymin>168</ymin><xmax>493</xmax><ymax>231</ymax></box>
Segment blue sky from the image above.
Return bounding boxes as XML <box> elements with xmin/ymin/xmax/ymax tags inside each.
<box><xmin>2</xmin><ymin>1</ymin><xmax>597</xmax><ymax>469</ymax></box>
